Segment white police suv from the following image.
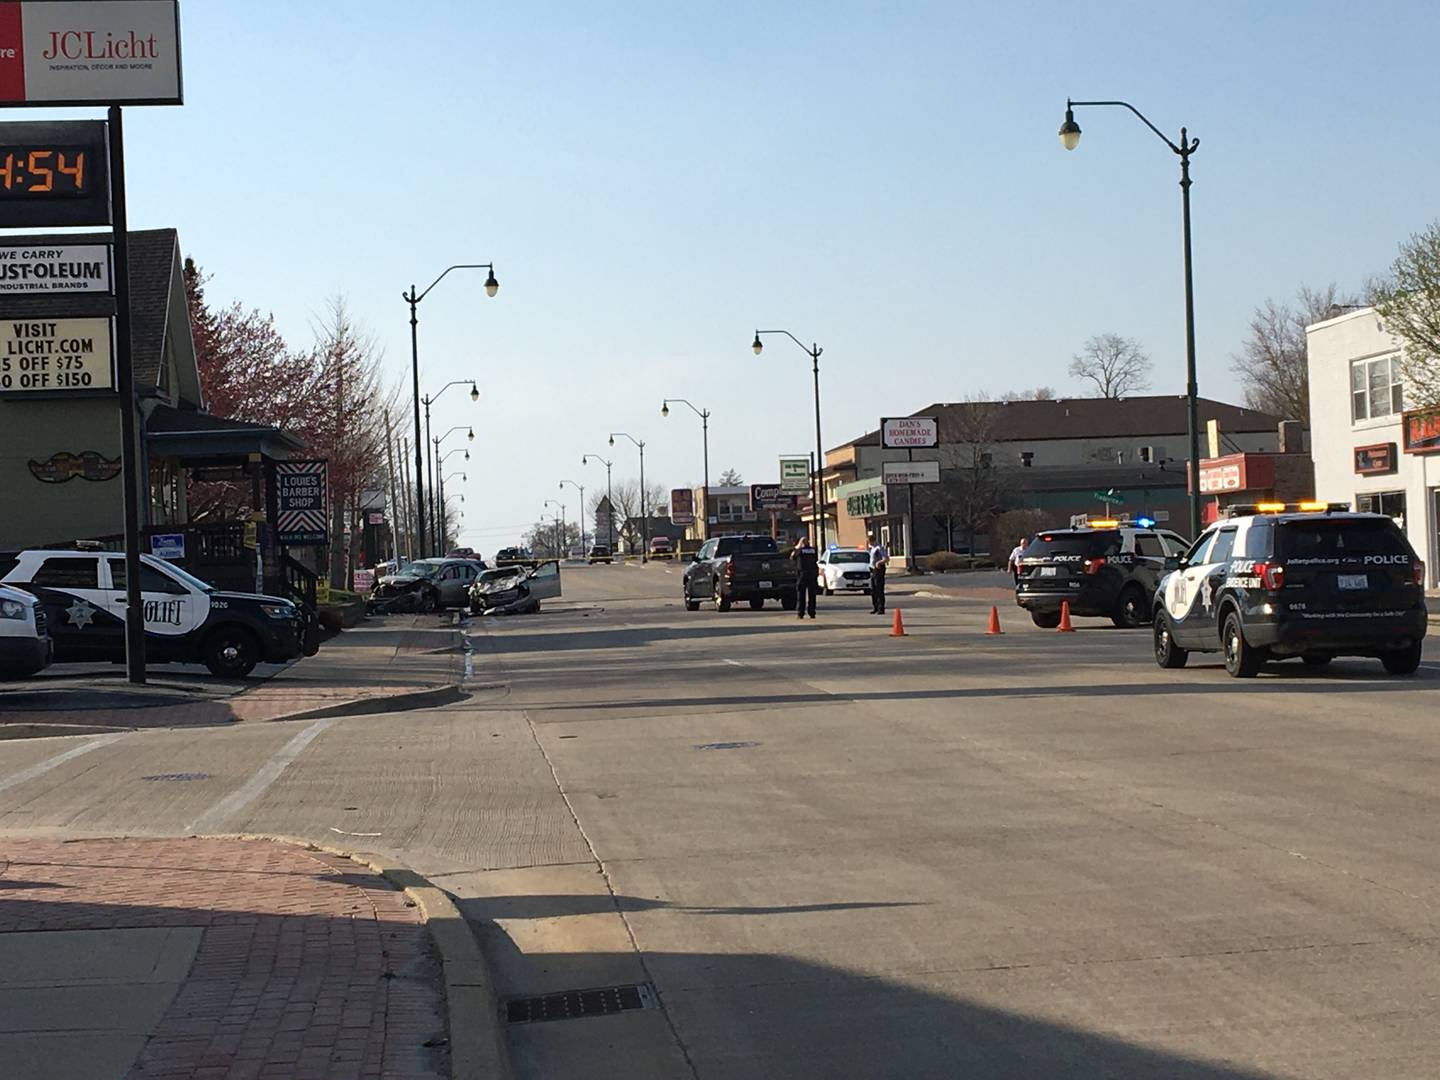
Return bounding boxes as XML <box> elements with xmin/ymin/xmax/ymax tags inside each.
<box><xmin>0</xmin><ymin>581</ymin><xmax>52</xmax><ymax>678</ymax></box>
<box><xmin>0</xmin><ymin>549</ymin><xmax>316</xmax><ymax>678</ymax></box>
<box><xmin>1152</xmin><ymin>503</ymin><xmax>1427</xmax><ymax>677</ymax></box>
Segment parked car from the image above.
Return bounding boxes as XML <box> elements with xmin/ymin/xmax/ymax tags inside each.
<box><xmin>368</xmin><ymin>557</ymin><xmax>483</xmax><ymax>612</ymax></box>
<box><xmin>494</xmin><ymin>547</ymin><xmax>537</xmax><ymax>568</ymax></box>
<box><xmin>587</xmin><ymin>544</ymin><xmax>613</xmax><ymax>564</ymax></box>
<box><xmin>0</xmin><ymin>581</ymin><xmax>53</xmax><ymax>678</ymax></box>
<box><xmin>683</xmin><ymin>534</ymin><xmax>799</xmax><ymax>611</ymax></box>
<box><xmin>0</xmin><ymin>549</ymin><xmax>315</xmax><ymax>678</ymax></box>
<box><xmin>468</xmin><ymin>560</ymin><xmax>564</xmax><ymax>615</ymax></box>
<box><xmin>819</xmin><ymin>547</ymin><xmax>871</xmax><ymax>595</ymax></box>
<box><xmin>649</xmin><ymin>536</ymin><xmax>675</xmax><ymax>558</ymax></box>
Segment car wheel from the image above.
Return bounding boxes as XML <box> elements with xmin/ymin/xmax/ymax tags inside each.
<box><xmin>685</xmin><ymin>598</ymin><xmax>701</xmax><ymax>611</ymax></box>
<box><xmin>781</xmin><ymin>593</ymin><xmax>797</xmax><ymax>611</ymax></box>
<box><xmin>1301</xmin><ymin>653</ymin><xmax>1332</xmax><ymax>669</ymax></box>
<box><xmin>714</xmin><ymin>587</ymin><xmax>731</xmax><ymax>612</ymax></box>
<box><xmin>1030</xmin><ymin>610</ymin><xmax>1061</xmax><ymax>629</ymax></box>
<box><xmin>1111</xmin><ymin>585</ymin><xmax>1147</xmax><ymax>629</ymax></box>
<box><xmin>1153</xmin><ymin>611</ymin><xmax>1188</xmax><ymax>669</ymax></box>
<box><xmin>1381</xmin><ymin>642</ymin><xmax>1423</xmax><ymax>676</ymax></box>
<box><xmin>749</xmin><ymin>598</ymin><xmax>764</xmax><ymax>610</ymax></box>
<box><xmin>417</xmin><ymin>588</ymin><xmax>438</xmax><ymax>614</ymax></box>
<box><xmin>824</xmin><ymin>585</ymin><xmax>834</xmax><ymax>596</ymax></box>
<box><xmin>203</xmin><ymin>626</ymin><xmax>260</xmax><ymax>678</ymax></box>
<box><xmin>1222</xmin><ymin>611</ymin><xmax>1263</xmax><ymax>678</ymax></box>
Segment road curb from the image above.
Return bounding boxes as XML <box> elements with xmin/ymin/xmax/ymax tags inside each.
<box><xmin>263</xmin><ymin>683</ymin><xmax>468</xmax><ymax>723</ymax></box>
<box><xmin>221</xmin><ymin>833</ymin><xmax>511</xmax><ymax>1080</ymax></box>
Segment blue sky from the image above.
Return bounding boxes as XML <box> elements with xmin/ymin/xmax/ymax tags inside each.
<box><xmin>51</xmin><ymin>1</ymin><xmax>1440</xmax><ymax>548</ymax></box>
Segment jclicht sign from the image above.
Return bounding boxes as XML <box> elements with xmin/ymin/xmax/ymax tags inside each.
<box><xmin>0</xmin><ymin>242</ymin><xmax>110</xmax><ymax>292</ymax></box>
<box><xmin>0</xmin><ymin>1</ymin><xmax>183</xmax><ymax>107</ymax></box>
<box><xmin>0</xmin><ymin>316</ymin><xmax>114</xmax><ymax>393</ymax></box>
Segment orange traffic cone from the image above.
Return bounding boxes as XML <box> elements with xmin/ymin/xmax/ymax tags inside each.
<box><xmin>1057</xmin><ymin>600</ymin><xmax>1076</xmax><ymax>633</ymax></box>
<box><xmin>986</xmin><ymin>605</ymin><xmax>1004</xmax><ymax>635</ymax></box>
<box><xmin>890</xmin><ymin>609</ymin><xmax>907</xmax><ymax>637</ymax></box>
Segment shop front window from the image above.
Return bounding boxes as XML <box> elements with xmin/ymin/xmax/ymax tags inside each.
<box><xmin>1357</xmin><ymin>490</ymin><xmax>1406</xmax><ymax>528</ymax></box>
<box><xmin>1351</xmin><ymin>355</ymin><xmax>1404</xmax><ymax>422</ymax></box>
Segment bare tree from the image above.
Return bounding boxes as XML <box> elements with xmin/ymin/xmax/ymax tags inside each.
<box><xmin>919</xmin><ymin>397</ymin><xmax>1008</xmax><ymax>553</ymax></box>
<box><xmin>1000</xmin><ymin>386</ymin><xmax>1056</xmax><ymax>402</ymax></box>
<box><xmin>1370</xmin><ymin>220</ymin><xmax>1440</xmax><ymax>408</ymax></box>
<box><xmin>608</xmin><ymin>479</ymin><xmax>667</xmax><ymax>552</ymax></box>
<box><xmin>1069</xmin><ymin>333</ymin><xmax>1151</xmax><ymax>398</ymax></box>
<box><xmin>1231</xmin><ymin>284</ymin><xmax>1353</xmax><ymax>421</ymax></box>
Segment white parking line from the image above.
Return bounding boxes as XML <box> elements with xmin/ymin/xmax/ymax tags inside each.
<box><xmin>722</xmin><ymin>658</ymin><xmax>744</xmax><ymax>667</ymax></box>
<box><xmin>0</xmin><ymin>732</ymin><xmax>129</xmax><ymax>797</ymax></box>
<box><xmin>186</xmin><ymin>717</ymin><xmax>336</xmax><ymax>834</ymax></box>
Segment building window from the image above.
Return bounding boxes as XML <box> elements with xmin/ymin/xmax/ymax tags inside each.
<box><xmin>1351</xmin><ymin>355</ymin><xmax>1403</xmax><ymax>422</ymax></box>
<box><xmin>1357</xmin><ymin>490</ymin><xmax>1406</xmax><ymax>525</ymax></box>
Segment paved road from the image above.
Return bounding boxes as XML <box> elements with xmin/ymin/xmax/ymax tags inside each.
<box><xmin>3</xmin><ymin>561</ymin><xmax>1439</xmax><ymax>1078</ymax></box>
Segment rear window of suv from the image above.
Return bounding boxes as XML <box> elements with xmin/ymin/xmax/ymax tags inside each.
<box><xmin>1022</xmin><ymin>531</ymin><xmax>1122</xmax><ymax>558</ymax></box>
<box><xmin>716</xmin><ymin>537</ymin><xmax>779</xmax><ymax>555</ymax></box>
<box><xmin>1276</xmin><ymin>518</ymin><xmax>1409</xmax><ymax>560</ymax></box>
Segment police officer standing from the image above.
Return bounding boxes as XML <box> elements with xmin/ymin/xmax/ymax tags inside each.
<box><xmin>869</xmin><ymin>536</ymin><xmax>890</xmax><ymax>614</ymax></box>
<box><xmin>791</xmin><ymin>531</ymin><xmax>819</xmax><ymax>620</ymax></box>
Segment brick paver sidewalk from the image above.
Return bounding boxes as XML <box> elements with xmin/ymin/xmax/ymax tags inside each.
<box><xmin>0</xmin><ymin>837</ymin><xmax>447</xmax><ymax>1079</ymax></box>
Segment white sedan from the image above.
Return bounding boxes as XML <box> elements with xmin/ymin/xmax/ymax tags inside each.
<box><xmin>819</xmin><ymin>548</ymin><xmax>872</xmax><ymax>595</ymax></box>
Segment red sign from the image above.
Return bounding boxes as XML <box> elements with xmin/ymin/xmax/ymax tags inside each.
<box><xmin>670</xmin><ymin>487</ymin><xmax>694</xmax><ymax>525</ymax></box>
<box><xmin>1198</xmin><ymin>462</ymin><xmax>1242</xmax><ymax>493</ymax></box>
<box><xmin>1402</xmin><ymin>407</ymin><xmax>1440</xmax><ymax>455</ymax></box>
<box><xmin>1354</xmin><ymin>443</ymin><xmax>1397</xmax><ymax>474</ymax></box>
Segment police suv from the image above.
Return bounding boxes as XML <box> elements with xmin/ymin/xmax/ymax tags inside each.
<box><xmin>1015</xmin><ymin>516</ymin><xmax>1191</xmax><ymax>628</ymax></box>
<box><xmin>0</xmin><ymin>549</ymin><xmax>317</xmax><ymax>678</ymax></box>
<box><xmin>1152</xmin><ymin>503</ymin><xmax>1427</xmax><ymax>677</ymax></box>
<box><xmin>0</xmin><ymin>582</ymin><xmax>52</xmax><ymax>678</ymax></box>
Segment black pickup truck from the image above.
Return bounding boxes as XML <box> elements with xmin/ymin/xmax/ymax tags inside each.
<box><xmin>682</xmin><ymin>534</ymin><xmax>799</xmax><ymax>611</ymax></box>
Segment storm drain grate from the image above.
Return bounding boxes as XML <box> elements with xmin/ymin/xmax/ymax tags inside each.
<box><xmin>140</xmin><ymin>772</ymin><xmax>210</xmax><ymax>782</ymax></box>
<box><xmin>505</xmin><ymin>983</ymin><xmax>656</xmax><ymax>1024</ymax></box>
<box><xmin>694</xmin><ymin>741</ymin><xmax>759</xmax><ymax>751</ymax></box>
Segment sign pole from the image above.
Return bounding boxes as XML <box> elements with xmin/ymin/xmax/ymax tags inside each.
<box><xmin>906</xmin><ymin>447</ymin><xmax>916</xmax><ymax>571</ymax></box>
<box><xmin>108</xmin><ymin>106</ymin><xmax>146</xmax><ymax>685</ymax></box>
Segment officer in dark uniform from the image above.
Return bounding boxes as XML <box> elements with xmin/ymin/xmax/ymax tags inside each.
<box><xmin>791</xmin><ymin>532</ymin><xmax>819</xmax><ymax>619</ymax></box>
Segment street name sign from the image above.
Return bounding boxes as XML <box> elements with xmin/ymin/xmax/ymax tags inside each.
<box><xmin>882</xmin><ymin>460</ymin><xmax>940</xmax><ymax>485</ymax></box>
<box><xmin>275</xmin><ymin>459</ymin><xmax>329</xmax><ymax>546</ymax></box>
<box><xmin>1092</xmin><ymin>489</ymin><xmax>1127</xmax><ymax>505</ymax></box>
<box><xmin>0</xmin><ymin>316</ymin><xmax>113</xmax><ymax>393</ymax></box>
<box><xmin>0</xmin><ymin>241</ymin><xmax>110</xmax><ymax>292</ymax></box>
<box><xmin>779</xmin><ymin>455</ymin><xmax>809</xmax><ymax>492</ymax></box>
<box><xmin>881</xmin><ymin>416</ymin><xmax>938</xmax><ymax>449</ymax></box>
<box><xmin>0</xmin><ymin>1</ymin><xmax>183</xmax><ymax>107</ymax></box>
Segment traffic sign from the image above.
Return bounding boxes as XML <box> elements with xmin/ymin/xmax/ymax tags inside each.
<box><xmin>1092</xmin><ymin>490</ymin><xmax>1126</xmax><ymax>505</ymax></box>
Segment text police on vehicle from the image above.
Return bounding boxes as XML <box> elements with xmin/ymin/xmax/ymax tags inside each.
<box><xmin>0</xmin><ymin>549</ymin><xmax>318</xmax><ymax>678</ymax></box>
<box><xmin>1152</xmin><ymin>503</ymin><xmax>1428</xmax><ymax>678</ymax></box>
<box><xmin>1015</xmin><ymin>516</ymin><xmax>1191</xmax><ymax>629</ymax></box>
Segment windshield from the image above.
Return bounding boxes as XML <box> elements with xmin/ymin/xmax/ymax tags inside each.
<box><xmin>1022</xmin><ymin>531</ymin><xmax>1122</xmax><ymax>559</ymax></box>
<box><xmin>828</xmin><ymin>550</ymin><xmax>869</xmax><ymax>563</ymax></box>
<box><xmin>401</xmin><ymin>560</ymin><xmax>444</xmax><ymax>579</ymax></box>
<box><xmin>145</xmin><ymin>556</ymin><xmax>216</xmax><ymax>594</ymax></box>
<box><xmin>1276</xmin><ymin>518</ymin><xmax>1410</xmax><ymax>560</ymax></box>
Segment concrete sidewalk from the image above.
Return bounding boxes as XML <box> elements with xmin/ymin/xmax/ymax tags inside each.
<box><xmin>0</xmin><ymin>836</ymin><xmax>447</xmax><ymax>1080</ymax></box>
<box><xmin>0</xmin><ymin>615</ymin><xmax>466</xmax><ymax>738</ymax></box>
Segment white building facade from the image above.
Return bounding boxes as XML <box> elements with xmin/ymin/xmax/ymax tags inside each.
<box><xmin>1307</xmin><ymin>307</ymin><xmax>1440</xmax><ymax>587</ymax></box>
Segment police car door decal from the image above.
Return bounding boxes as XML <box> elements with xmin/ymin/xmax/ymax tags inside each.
<box><xmin>105</xmin><ymin>557</ymin><xmax>211</xmax><ymax>636</ymax></box>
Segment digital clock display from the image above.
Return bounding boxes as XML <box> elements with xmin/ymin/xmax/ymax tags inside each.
<box><xmin>0</xmin><ymin>147</ymin><xmax>90</xmax><ymax>197</ymax></box>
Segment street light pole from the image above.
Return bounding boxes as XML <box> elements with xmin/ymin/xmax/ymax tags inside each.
<box><xmin>559</xmin><ymin>480</ymin><xmax>586</xmax><ymax>552</ymax></box>
<box><xmin>543</xmin><ymin>499</ymin><xmax>565</xmax><ymax>560</ymax></box>
<box><xmin>752</xmin><ymin>330</ymin><xmax>826</xmax><ymax>550</ymax></box>
<box><xmin>662</xmin><ymin>399</ymin><xmax>711</xmax><ymax>541</ymax></box>
<box><xmin>420</xmin><ymin>380</ymin><xmax>479</xmax><ymax>556</ymax></box>
<box><xmin>1059</xmin><ymin>99</ymin><xmax>1202</xmax><ymax>537</ymax></box>
<box><xmin>440</xmin><ymin>472</ymin><xmax>466</xmax><ymax>553</ymax></box>
<box><xmin>403</xmin><ymin>265</ymin><xmax>497</xmax><ymax>557</ymax></box>
<box><xmin>430</xmin><ymin>426</ymin><xmax>474</xmax><ymax>555</ymax></box>
<box><xmin>582</xmin><ymin>454</ymin><xmax>614</xmax><ymax>550</ymax></box>
<box><xmin>609</xmin><ymin>433</ymin><xmax>647</xmax><ymax>562</ymax></box>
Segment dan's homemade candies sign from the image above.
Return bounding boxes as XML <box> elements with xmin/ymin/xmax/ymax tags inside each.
<box><xmin>0</xmin><ymin>1</ymin><xmax>182</xmax><ymax>106</ymax></box>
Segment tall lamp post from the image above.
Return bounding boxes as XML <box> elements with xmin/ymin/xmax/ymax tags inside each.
<box><xmin>404</xmin><ymin>263</ymin><xmax>497</xmax><ymax>557</ymax></box>
<box><xmin>421</xmin><ymin>380</ymin><xmax>479</xmax><ymax>553</ymax></box>
<box><xmin>1058</xmin><ymin>98</ymin><xmax>1202</xmax><ymax>538</ymax></box>
<box><xmin>582</xmin><ymin>454</ymin><xmax>614</xmax><ymax>550</ymax></box>
<box><xmin>429</xmin><ymin>426</ymin><xmax>474</xmax><ymax>555</ymax></box>
<box><xmin>753</xmin><ymin>330</ymin><xmax>827</xmax><ymax>549</ymax></box>
<box><xmin>439</xmin><ymin>472</ymin><xmax>466</xmax><ymax>553</ymax></box>
<box><xmin>662</xmin><ymin>398</ymin><xmax>710</xmax><ymax>541</ymax></box>
<box><xmin>559</xmin><ymin>480</ymin><xmax>586</xmax><ymax>552</ymax></box>
<box><xmin>543</xmin><ymin>498</ymin><xmax>566</xmax><ymax>560</ymax></box>
<box><xmin>609</xmin><ymin>432</ymin><xmax>647</xmax><ymax>562</ymax></box>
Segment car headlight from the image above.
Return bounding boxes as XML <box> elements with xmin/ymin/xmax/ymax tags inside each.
<box><xmin>260</xmin><ymin>604</ymin><xmax>297</xmax><ymax>620</ymax></box>
<box><xmin>0</xmin><ymin>599</ymin><xmax>28</xmax><ymax>620</ymax></box>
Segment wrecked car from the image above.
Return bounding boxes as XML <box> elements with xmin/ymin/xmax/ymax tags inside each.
<box><xmin>367</xmin><ymin>558</ymin><xmax>482</xmax><ymax>614</ymax></box>
<box><xmin>467</xmin><ymin>560</ymin><xmax>563</xmax><ymax>615</ymax></box>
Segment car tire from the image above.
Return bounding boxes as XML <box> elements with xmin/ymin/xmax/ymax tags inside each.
<box><xmin>1381</xmin><ymin>642</ymin><xmax>1423</xmax><ymax>676</ymax></box>
<box><xmin>749</xmin><ymin>598</ymin><xmax>764</xmax><ymax>610</ymax></box>
<box><xmin>824</xmin><ymin>585</ymin><xmax>834</xmax><ymax>596</ymax></box>
<box><xmin>1153</xmin><ymin>611</ymin><xmax>1188</xmax><ymax>669</ymax></box>
<box><xmin>1030</xmin><ymin>610</ymin><xmax>1061</xmax><ymax>629</ymax></box>
<box><xmin>1222</xmin><ymin>611</ymin><xmax>1263</xmax><ymax>678</ymax></box>
<box><xmin>202</xmin><ymin>626</ymin><xmax>260</xmax><ymax>678</ymax></box>
<box><xmin>1301</xmin><ymin>653</ymin><xmax>1332</xmax><ymax>669</ymax></box>
<box><xmin>418</xmin><ymin>588</ymin><xmax>439</xmax><ymax>614</ymax></box>
<box><xmin>1111</xmin><ymin>585</ymin><xmax>1147</xmax><ymax>629</ymax></box>
<box><xmin>714</xmin><ymin>587</ymin><xmax>731</xmax><ymax>612</ymax></box>
<box><xmin>781</xmin><ymin>593</ymin><xmax>797</xmax><ymax>611</ymax></box>
<box><xmin>685</xmin><ymin>598</ymin><xmax>701</xmax><ymax>611</ymax></box>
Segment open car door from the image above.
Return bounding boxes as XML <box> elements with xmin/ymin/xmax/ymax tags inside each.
<box><xmin>527</xmin><ymin>560</ymin><xmax>563</xmax><ymax>600</ymax></box>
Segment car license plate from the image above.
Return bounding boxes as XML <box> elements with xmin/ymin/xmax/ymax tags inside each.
<box><xmin>1040</xmin><ymin>567</ymin><xmax>1058</xmax><ymax>577</ymax></box>
<box><xmin>758</xmin><ymin>580</ymin><xmax>772</xmax><ymax>589</ymax></box>
<box><xmin>1338</xmin><ymin>574</ymin><xmax>1368</xmax><ymax>590</ymax></box>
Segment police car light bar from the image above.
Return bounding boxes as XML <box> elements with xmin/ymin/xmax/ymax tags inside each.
<box><xmin>1224</xmin><ymin>501</ymin><xmax>1351</xmax><ymax>518</ymax></box>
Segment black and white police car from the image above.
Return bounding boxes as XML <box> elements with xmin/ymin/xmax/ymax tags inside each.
<box><xmin>0</xmin><ymin>582</ymin><xmax>52</xmax><ymax>678</ymax></box>
<box><xmin>0</xmin><ymin>548</ymin><xmax>318</xmax><ymax>678</ymax></box>
<box><xmin>1152</xmin><ymin>502</ymin><xmax>1428</xmax><ymax>677</ymax></box>
<box><xmin>1015</xmin><ymin>515</ymin><xmax>1191</xmax><ymax>628</ymax></box>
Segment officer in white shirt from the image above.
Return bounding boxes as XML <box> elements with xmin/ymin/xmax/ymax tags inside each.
<box><xmin>868</xmin><ymin>539</ymin><xmax>890</xmax><ymax>614</ymax></box>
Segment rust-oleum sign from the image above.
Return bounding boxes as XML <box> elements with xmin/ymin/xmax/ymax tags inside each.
<box><xmin>0</xmin><ymin>1</ymin><xmax>182</xmax><ymax>106</ymax></box>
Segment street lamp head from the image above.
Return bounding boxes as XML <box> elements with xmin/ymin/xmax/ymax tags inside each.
<box><xmin>1059</xmin><ymin>107</ymin><xmax>1081</xmax><ymax>151</ymax></box>
<box><xmin>464</xmin><ymin>449</ymin><xmax>470</xmax><ymax>461</ymax></box>
<box><xmin>661</xmin><ymin>402</ymin><xmax>669</xmax><ymax>418</ymax></box>
<box><xmin>752</xmin><ymin>332</ymin><xmax>763</xmax><ymax>355</ymax></box>
<box><xmin>484</xmin><ymin>269</ymin><xmax>499</xmax><ymax>298</ymax></box>
<box><xmin>467</xmin><ymin>427</ymin><xmax>475</xmax><ymax>441</ymax></box>
<box><xmin>470</xmin><ymin>383</ymin><xmax>480</xmax><ymax>402</ymax></box>
<box><xmin>608</xmin><ymin>435</ymin><xmax>615</xmax><ymax>447</ymax></box>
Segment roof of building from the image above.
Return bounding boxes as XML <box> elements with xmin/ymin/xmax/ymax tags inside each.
<box><xmin>836</xmin><ymin>396</ymin><xmax>1288</xmax><ymax>452</ymax></box>
<box><xmin>1</xmin><ymin>229</ymin><xmax>181</xmax><ymax>387</ymax></box>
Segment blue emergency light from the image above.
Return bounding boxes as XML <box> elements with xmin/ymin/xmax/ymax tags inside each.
<box><xmin>1135</xmin><ymin>516</ymin><xmax>1156</xmax><ymax>528</ymax></box>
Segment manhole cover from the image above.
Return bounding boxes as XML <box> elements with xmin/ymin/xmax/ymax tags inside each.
<box><xmin>694</xmin><ymin>741</ymin><xmax>759</xmax><ymax>751</ymax></box>
<box><xmin>140</xmin><ymin>772</ymin><xmax>210</xmax><ymax>782</ymax></box>
<box><xmin>505</xmin><ymin>983</ymin><xmax>655</xmax><ymax>1024</ymax></box>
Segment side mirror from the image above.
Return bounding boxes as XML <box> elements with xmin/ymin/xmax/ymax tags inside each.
<box><xmin>1164</xmin><ymin>556</ymin><xmax>1182</xmax><ymax>571</ymax></box>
